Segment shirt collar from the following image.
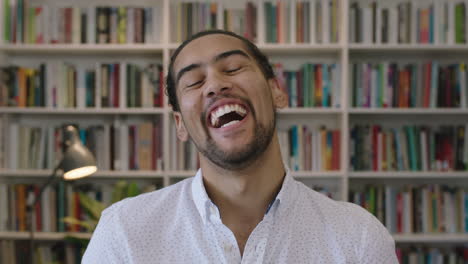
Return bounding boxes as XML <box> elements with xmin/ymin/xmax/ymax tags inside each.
<box><xmin>191</xmin><ymin>168</ymin><xmax>296</xmax><ymax>225</ymax></box>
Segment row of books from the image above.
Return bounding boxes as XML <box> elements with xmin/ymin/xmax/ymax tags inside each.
<box><xmin>171</xmin><ymin>2</ymin><xmax>219</xmax><ymax>43</ymax></box>
<box><xmin>2</xmin><ymin>1</ymin><xmax>162</xmax><ymax>44</ymax></box>
<box><xmin>351</xmin><ymin>184</ymin><xmax>468</xmax><ymax>234</ymax></box>
<box><xmin>0</xmin><ymin>62</ymin><xmax>164</xmax><ymax>108</ymax></box>
<box><xmin>264</xmin><ymin>0</ymin><xmax>340</xmax><ymax>44</ymax></box>
<box><xmin>0</xmin><ymin>240</ymin><xmax>83</xmax><ymax>264</ymax></box>
<box><xmin>0</xmin><ymin>181</ymin><xmax>157</xmax><ymax>232</ymax></box>
<box><xmin>350</xmin><ymin>1</ymin><xmax>468</xmax><ymax>44</ymax></box>
<box><xmin>351</xmin><ymin>62</ymin><xmax>468</xmax><ymax>109</ymax></box>
<box><xmin>278</xmin><ymin>125</ymin><xmax>341</xmax><ymax>171</ymax></box>
<box><xmin>223</xmin><ymin>3</ymin><xmax>257</xmax><ymax>43</ymax></box>
<box><xmin>350</xmin><ymin>124</ymin><xmax>468</xmax><ymax>172</ymax></box>
<box><xmin>274</xmin><ymin>63</ymin><xmax>341</xmax><ymax>108</ymax></box>
<box><xmin>7</xmin><ymin>121</ymin><xmax>163</xmax><ymax>171</ymax></box>
<box><xmin>396</xmin><ymin>246</ymin><xmax>468</xmax><ymax>264</ymax></box>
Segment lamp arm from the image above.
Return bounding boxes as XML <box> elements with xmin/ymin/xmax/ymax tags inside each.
<box><xmin>26</xmin><ymin>162</ymin><xmax>61</xmax><ymax>213</ymax></box>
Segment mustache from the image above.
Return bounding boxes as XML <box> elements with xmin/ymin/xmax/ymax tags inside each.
<box><xmin>200</xmin><ymin>94</ymin><xmax>255</xmax><ymax>126</ymax></box>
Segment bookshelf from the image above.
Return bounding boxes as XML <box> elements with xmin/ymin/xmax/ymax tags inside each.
<box><xmin>1</xmin><ymin>0</ymin><xmax>468</xmax><ymax>262</ymax></box>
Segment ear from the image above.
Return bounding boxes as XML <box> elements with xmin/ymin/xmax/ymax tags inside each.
<box><xmin>173</xmin><ymin>112</ymin><xmax>189</xmax><ymax>142</ymax></box>
<box><xmin>269</xmin><ymin>78</ymin><xmax>288</xmax><ymax>109</ymax></box>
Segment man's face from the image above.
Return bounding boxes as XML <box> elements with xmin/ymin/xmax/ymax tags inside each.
<box><xmin>172</xmin><ymin>34</ymin><xmax>287</xmax><ymax>170</ymax></box>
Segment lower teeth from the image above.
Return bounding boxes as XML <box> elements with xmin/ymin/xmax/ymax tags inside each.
<box><xmin>221</xmin><ymin>120</ymin><xmax>240</xmax><ymax>128</ymax></box>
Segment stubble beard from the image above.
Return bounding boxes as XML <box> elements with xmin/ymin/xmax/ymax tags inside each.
<box><xmin>195</xmin><ymin>109</ymin><xmax>277</xmax><ymax>171</ymax></box>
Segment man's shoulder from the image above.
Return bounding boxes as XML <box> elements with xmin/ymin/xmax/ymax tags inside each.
<box><xmin>296</xmin><ymin>181</ymin><xmax>373</xmax><ymax>224</ymax></box>
<box><xmin>102</xmin><ymin>177</ymin><xmax>194</xmax><ymax>220</ymax></box>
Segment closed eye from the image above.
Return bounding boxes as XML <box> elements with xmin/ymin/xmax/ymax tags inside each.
<box><xmin>225</xmin><ymin>67</ymin><xmax>241</xmax><ymax>74</ymax></box>
<box><xmin>187</xmin><ymin>80</ymin><xmax>203</xmax><ymax>88</ymax></box>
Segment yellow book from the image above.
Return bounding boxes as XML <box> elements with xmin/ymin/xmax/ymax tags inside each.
<box><xmin>118</xmin><ymin>7</ymin><xmax>127</xmax><ymax>44</ymax></box>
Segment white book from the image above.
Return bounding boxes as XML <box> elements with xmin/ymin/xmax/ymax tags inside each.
<box><xmin>144</xmin><ymin>7</ymin><xmax>152</xmax><ymax>44</ymax></box>
<box><xmin>110</xmin><ymin>8</ymin><xmax>118</xmax><ymax>44</ymax></box>
<box><xmin>127</xmin><ymin>7</ymin><xmax>134</xmax><ymax>44</ymax></box>
<box><xmin>49</xmin><ymin>5</ymin><xmax>59</xmax><ymax>43</ymax></box>
<box><xmin>72</xmin><ymin>7</ymin><xmax>81</xmax><ymax>44</ymax></box>
<box><xmin>385</xmin><ymin>186</ymin><xmax>394</xmax><ymax>233</ymax></box>
<box><xmin>40</xmin><ymin>187</ymin><xmax>51</xmax><ymax>232</ymax></box>
<box><xmin>0</xmin><ymin>184</ymin><xmax>7</xmax><ymax>231</ymax></box>
<box><xmin>76</xmin><ymin>66</ymin><xmax>86</xmax><ymax>108</ymax></box>
<box><xmin>34</xmin><ymin>5</ymin><xmax>44</xmax><ymax>43</ymax></box>
<box><xmin>389</xmin><ymin>6</ymin><xmax>398</xmax><ymax>44</ymax></box>
<box><xmin>310</xmin><ymin>0</ymin><xmax>316</xmax><ymax>44</ymax></box>
<box><xmin>421</xmin><ymin>187</ymin><xmax>428</xmax><ymax>233</ymax></box>
<box><xmin>8</xmin><ymin>122</ymin><xmax>18</xmax><ymax>169</ymax></box>
<box><xmin>87</xmin><ymin>7</ymin><xmax>96</xmax><ymax>44</ymax></box>
<box><xmin>433</xmin><ymin>0</ymin><xmax>441</xmax><ymax>44</ymax></box>
<box><xmin>362</xmin><ymin>7</ymin><xmax>372</xmax><ymax>44</ymax></box>
<box><xmin>119</xmin><ymin>62</ymin><xmax>127</xmax><ymax>109</ymax></box>
<box><xmin>152</xmin><ymin>6</ymin><xmax>160</xmax><ymax>43</ymax></box>
<box><xmin>37</xmin><ymin>126</ymin><xmax>46</xmax><ymax>169</ymax></box>
<box><xmin>376</xmin><ymin>5</ymin><xmax>382</xmax><ymax>44</ymax></box>
<box><xmin>47</xmin><ymin>126</ymin><xmax>54</xmax><ymax>169</ymax></box>
<box><xmin>403</xmin><ymin>191</ymin><xmax>411</xmax><ymax>233</ymax></box>
<box><xmin>315</xmin><ymin>129</ymin><xmax>322</xmax><ymax>171</ymax></box>
<box><xmin>400</xmin><ymin>129</ymin><xmax>409</xmax><ymax>170</ymax></box>
<box><xmin>94</xmin><ymin>62</ymin><xmax>101</xmax><ymax>108</ymax></box>
<box><xmin>322</xmin><ymin>0</ymin><xmax>330</xmax><ymax>43</ymax></box>
<box><xmin>120</xmin><ymin>122</ymin><xmax>129</xmax><ymax>171</ymax></box>
<box><xmin>141</xmin><ymin>69</ymin><xmax>152</xmax><ymax>108</ymax></box>
<box><xmin>410</xmin><ymin>2</ymin><xmax>417</xmax><ymax>44</ymax></box>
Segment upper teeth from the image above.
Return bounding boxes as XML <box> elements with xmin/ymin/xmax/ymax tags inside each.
<box><xmin>210</xmin><ymin>104</ymin><xmax>247</xmax><ymax>127</ymax></box>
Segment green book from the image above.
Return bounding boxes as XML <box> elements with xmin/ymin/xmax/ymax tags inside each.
<box><xmin>455</xmin><ymin>3</ymin><xmax>466</xmax><ymax>44</ymax></box>
<box><xmin>406</xmin><ymin>126</ymin><xmax>417</xmax><ymax>171</ymax></box>
<box><xmin>4</xmin><ymin>0</ymin><xmax>10</xmax><ymax>42</ymax></box>
<box><xmin>264</xmin><ymin>2</ymin><xmax>272</xmax><ymax>43</ymax></box>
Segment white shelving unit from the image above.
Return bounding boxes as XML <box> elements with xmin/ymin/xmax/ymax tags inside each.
<box><xmin>1</xmin><ymin>0</ymin><xmax>468</xmax><ymax>256</ymax></box>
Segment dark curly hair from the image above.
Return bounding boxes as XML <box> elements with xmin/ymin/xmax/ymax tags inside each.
<box><xmin>165</xmin><ymin>30</ymin><xmax>275</xmax><ymax>112</ymax></box>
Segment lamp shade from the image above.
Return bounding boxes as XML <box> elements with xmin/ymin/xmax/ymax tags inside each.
<box><xmin>61</xmin><ymin>125</ymin><xmax>97</xmax><ymax>180</ymax></box>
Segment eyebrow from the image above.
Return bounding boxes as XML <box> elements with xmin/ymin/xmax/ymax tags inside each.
<box><xmin>175</xmin><ymin>49</ymin><xmax>250</xmax><ymax>84</ymax></box>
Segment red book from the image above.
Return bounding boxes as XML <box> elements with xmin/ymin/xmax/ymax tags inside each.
<box><xmin>113</xmin><ymin>64</ymin><xmax>120</xmax><ymax>107</ymax></box>
<box><xmin>34</xmin><ymin>186</ymin><xmax>42</xmax><ymax>232</ymax></box>
<box><xmin>331</xmin><ymin>130</ymin><xmax>340</xmax><ymax>170</ymax></box>
<box><xmin>372</xmin><ymin>125</ymin><xmax>380</xmax><ymax>171</ymax></box>
<box><xmin>64</xmin><ymin>8</ymin><xmax>73</xmax><ymax>43</ymax></box>
<box><xmin>396</xmin><ymin>192</ymin><xmax>403</xmax><ymax>233</ymax></box>
<box><xmin>423</xmin><ymin>62</ymin><xmax>431</xmax><ymax>107</ymax></box>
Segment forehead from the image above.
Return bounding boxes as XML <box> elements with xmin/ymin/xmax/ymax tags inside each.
<box><xmin>173</xmin><ymin>34</ymin><xmax>250</xmax><ymax>71</ymax></box>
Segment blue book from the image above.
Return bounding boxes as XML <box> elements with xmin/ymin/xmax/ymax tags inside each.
<box><xmin>322</xmin><ymin>64</ymin><xmax>329</xmax><ymax>107</ymax></box>
<box><xmin>430</xmin><ymin>61</ymin><xmax>439</xmax><ymax>107</ymax></box>
<box><xmin>393</xmin><ymin>128</ymin><xmax>403</xmax><ymax>170</ymax></box>
<box><xmin>290</xmin><ymin>126</ymin><xmax>299</xmax><ymax>171</ymax></box>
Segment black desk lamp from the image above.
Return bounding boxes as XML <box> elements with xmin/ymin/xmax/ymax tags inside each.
<box><xmin>26</xmin><ymin>125</ymin><xmax>97</xmax><ymax>264</ymax></box>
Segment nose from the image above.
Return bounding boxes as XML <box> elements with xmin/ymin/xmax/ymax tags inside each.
<box><xmin>203</xmin><ymin>72</ymin><xmax>232</xmax><ymax>98</ymax></box>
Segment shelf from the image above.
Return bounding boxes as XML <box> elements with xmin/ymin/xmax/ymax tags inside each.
<box><xmin>0</xmin><ymin>44</ymin><xmax>165</xmax><ymax>55</ymax></box>
<box><xmin>0</xmin><ymin>107</ymin><xmax>166</xmax><ymax>115</ymax></box>
<box><xmin>0</xmin><ymin>170</ymin><xmax>164</xmax><ymax>179</ymax></box>
<box><xmin>349</xmin><ymin>44</ymin><xmax>468</xmax><ymax>53</ymax></box>
<box><xmin>166</xmin><ymin>170</ymin><xmax>343</xmax><ymax>179</ymax></box>
<box><xmin>0</xmin><ymin>231</ymin><xmax>92</xmax><ymax>240</ymax></box>
<box><xmin>168</xmin><ymin>43</ymin><xmax>343</xmax><ymax>54</ymax></box>
<box><xmin>349</xmin><ymin>108</ymin><xmax>468</xmax><ymax>115</ymax></box>
<box><xmin>393</xmin><ymin>233</ymin><xmax>468</xmax><ymax>243</ymax></box>
<box><xmin>279</xmin><ymin>108</ymin><xmax>343</xmax><ymax>114</ymax></box>
<box><xmin>349</xmin><ymin>171</ymin><xmax>468</xmax><ymax>179</ymax></box>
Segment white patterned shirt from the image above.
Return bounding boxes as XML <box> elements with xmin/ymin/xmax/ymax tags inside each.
<box><xmin>82</xmin><ymin>170</ymin><xmax>398</xmax><ymax>263</ymax></box>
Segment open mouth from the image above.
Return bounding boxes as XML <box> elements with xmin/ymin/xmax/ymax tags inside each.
<box><xmin>209</xmin><ymin>104</ymin><xmax>248</xmax><ymax>129</ymax></box>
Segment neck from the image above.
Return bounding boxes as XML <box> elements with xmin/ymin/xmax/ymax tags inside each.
<box><xmin>200</xmin><ymin>133</ymin><xmax>286</xmax><ymax>220</ymax></box>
